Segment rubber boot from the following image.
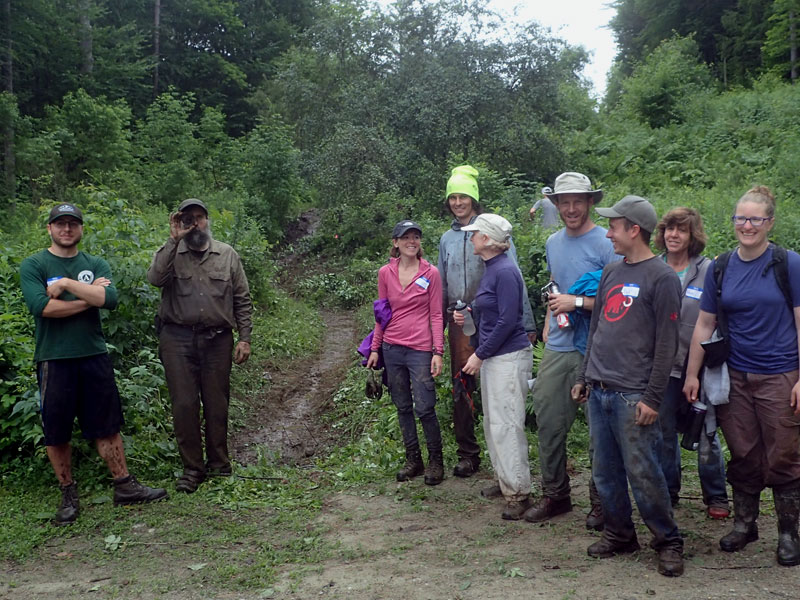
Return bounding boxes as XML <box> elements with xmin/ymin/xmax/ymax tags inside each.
<box><xmin>719</xmin><ymin>488</ymin><xmax>760</xmax><ymax>552</ymax></box>
<box><xmin>424</xmin><ymin>448</ymin><xmax>444</xmax><ymax>486</ymax></box>
<box><xmin>396</xmin><ymin>448</ymin><xmax>424</xmax><ymax>482</ymax></box>
<box><xmin>773</xmin><ymin>487</ymin><xmax>800</xmax><ymax>566</ymax></box>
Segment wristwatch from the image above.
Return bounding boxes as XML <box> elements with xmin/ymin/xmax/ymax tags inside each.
<box><xmin>574</xmin><ymin>296</ymin><xmax>584</xmax><ymax>309</ymax></box>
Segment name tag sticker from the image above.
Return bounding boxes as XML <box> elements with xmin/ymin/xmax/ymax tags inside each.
<box><xmin>415</xmin><ymin>276</ymin><xmax>430</xmax><ymax>290</ymax></box>
<box><xmin>46</xmin><ymin>276</ymin><xmax>63</xmax><ymax>287</ymax></box>
<box><xmin>621</xmin><ymin>283</ymin><xmax>640</xmax><ymax>298</ymax></box>
<box><xmin>686</xmin><ymin>286</ymin><xmax>703</xmax><ymax>300</ymax></box>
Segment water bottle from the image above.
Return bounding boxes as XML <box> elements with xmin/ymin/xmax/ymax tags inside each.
<box><xmin>540</xmin><ymin>281</ymin><xmax>570</xmax><ymax>329</ymax></box>
<box><xmin>681</xmin><ymin>400</ymin><xmax>707</xmax><ymax>451</ymax></box>
<box><xmin>454</xmin><ymin>300</ymin><xmax>476</xmax><ymax>336</ymax></box>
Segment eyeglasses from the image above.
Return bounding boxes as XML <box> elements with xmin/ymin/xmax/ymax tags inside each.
<box><xmin>50</xmin><ymin>220</ymin><xmax>82</xmax><ymax>229</ymax></box>
<box><xmin>731</xmin><ymin>215</ymin><xmax>773</xmax><ymax>227</ymax></box>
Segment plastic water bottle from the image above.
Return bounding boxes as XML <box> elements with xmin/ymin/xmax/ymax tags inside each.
<box><xmin>454</xmin><ymin>300</ymin><xmax>476</xmax><ymax>336</ymax></box>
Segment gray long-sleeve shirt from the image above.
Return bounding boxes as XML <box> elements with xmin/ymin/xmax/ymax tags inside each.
<box><xmin>579</xmin><ymin>256</ymin><xmax>680</xmax><ymax>410</ymax></box>
<box><xmin>437</xmin><ymin>216</ymin><xmax>536</xmax><ymax>333</ymax></box>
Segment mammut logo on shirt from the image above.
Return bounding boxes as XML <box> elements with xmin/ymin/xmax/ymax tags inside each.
<box><xmin>77</xmin><ymin>270</ymin><xmax>94</xmax><ymax>284</ymax></box>
<box><xmin>604</xmin><ymin>284</ymin><xmax>633</xmax><ymax>322</ymax></box>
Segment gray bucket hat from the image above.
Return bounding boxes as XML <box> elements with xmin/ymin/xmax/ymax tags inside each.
<box><xmin>595</xmin><ymin>195</ymin><xmax>657</xmax><ymax>233</ymax></box>
<box><xmin>546</xmin><ymin>172</ymin><xmax>603</xmax><ymax>204</ymax></box>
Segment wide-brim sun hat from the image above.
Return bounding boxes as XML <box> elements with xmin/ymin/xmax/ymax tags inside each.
<box><xmin>595</xmin><ymin>195</ymin><xmax>657</xmax><ymax>233</ymax></box>
<box><xmin>546</xmin><ymin>172</ymin><xmax>603</xmax><ymax>204</ymax></box>
<box><xmin>460</xmin><ymin>213</ymin><xmax>512</xmax><ymax>244</ymax></box>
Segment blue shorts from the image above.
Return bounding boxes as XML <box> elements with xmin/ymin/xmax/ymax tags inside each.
<box><xmin>37</xmin><ymin>353</ymin><xmax>124</xmax><ymax>446</ymax></box>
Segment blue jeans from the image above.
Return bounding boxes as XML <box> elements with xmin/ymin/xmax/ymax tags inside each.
<box><xmin>659</xmin><ymin>377</ymin><xmax>728</xmax><ymax>506</ymax></box>
<box><xmin>589</xmin><ymin>387</ymin><xmax>682</xmax><ymax>551</ymax></box>
<box><xmin>382</xmin><ymin>343</ymin><xmax>442</xmax><ymax>455</ymax></box>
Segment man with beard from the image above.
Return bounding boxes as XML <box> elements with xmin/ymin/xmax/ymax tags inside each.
<box><xmin>20</xmin><ymin>203</ymin><xmax>167</xmax><ymax>525</ymax></box>
<box><xmin>147</xmin><ymin>199</ymin><xmax>253</xmax><ymax>493</ymax></box>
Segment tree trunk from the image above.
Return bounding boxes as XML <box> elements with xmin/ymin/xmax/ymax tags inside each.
<box><xmin>153</xmin><ymin>0</ymin><xmax>161</xmax><ymax>97</ymax></box>
<box><xmin>2</xmin><ymin>0</ymin><xmax>15</xmax><ymax>205</ymax></box>
<box><xmin>78</xmin><ymin>0</ymin><xmax>94</xmax><ymax>75</ymax></box>
<box><xmin>791</xmin><ymin>11</ymin><xmax>797</xmax><ymax>83</ymax></box>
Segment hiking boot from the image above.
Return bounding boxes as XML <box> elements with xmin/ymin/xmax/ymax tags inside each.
<box><xmin>657</xmin><ymin>547</ymin><xmax>684</xmax><ymax>577</ymax></box>
<box><xmin>176</xmin><ymin>469</ymin><xmax>207</xmax><ymax>493</ymax></box>
<box><xmin>424</xmin><ymin>450</ymin><xmax>444</xmax><ymax>486</ymax></box>
<box><xmin>481</xmin><ymin>483</ymin><xmax>503</xmax><ymax>499</ymax></box>
<box><xmin>206</xmin><ymin>465</ymin><xmax>233</xmax><ymax>478</ymax></box>
<box><xmin>55</xmin><ymin>482</ymin><xmax>79</xmax><ymax>526</ymax></box>
<box><xmin>587</xmin><ymin>536</ymin><xmax>641</xmax><ymax>558</ymax></box>
<box><xmin>523</xmin><ymin>496</ymin><xmax>572</xmax><ymax>523</ymax></box>
<box><xmin>113</xmin><ymin>475</ymin><xmax>168</xmax><ymax>506</ymax></box>
<box><xmin>501</xmin><ymin>497</ymin><xmax>533</xmax><ymax>521</ymax></box>
<box><xmin>720</xmin><ymin>489</ymin><xmax>759</xmax><ymax>552</ymax></box>
<box><xmin>452</xmin><ymin>457</ymin><xmax>479</xmax><ymax>478</ymax></box>
<box><xmin>586</xmin><ymin>503</ymin><xmax>604</xmax><ymax>531</ymax></box>
<box><xmin>396</xmin><ymin>449</ymin><xmax>424</xmax><ymax>482</ymax></box>
<box><xmin>774</xmin><ymin>487</ymin><xmax>800</xmax><ymax>567</ymax></box>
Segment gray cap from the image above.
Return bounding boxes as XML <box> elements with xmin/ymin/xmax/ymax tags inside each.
<box><xmin>460</xmin><ymin>213</ymin><xmax>512</xmax><ymax>243</ymax></box>
<box><xmin>547</xmin><ymin>172</ymin><xmax>603</xmax><ymax>204</ymax></box>
<box><xmin>392</xmin><ymin>220</ymin><xmax>423</xmax><ymax>238</ymax></box>
<box><xmin>595</xmin><ymin>195</ymin><xmax>657</xmax><ymax>233</ymax></box>
<box><xmin>178</xmin><ymin>198</ymin><xmax>208</xmax><ymax>214</ymax></box>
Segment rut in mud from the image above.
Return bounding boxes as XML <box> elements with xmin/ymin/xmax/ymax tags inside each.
<box><xmin>231</xmin><ymin>309</ymin><xmax>358</xmax><ymax>466</ymax></box>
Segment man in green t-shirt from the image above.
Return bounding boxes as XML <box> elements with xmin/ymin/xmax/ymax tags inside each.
<box><xmin>20</xmin><ymin>203</ymin><xmax>167</xmax><ymax>525</ymax></box>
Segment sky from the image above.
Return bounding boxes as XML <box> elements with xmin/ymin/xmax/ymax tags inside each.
<box><xmin>487</xmin><ymin>0</ymin><xmax>618</xmax><ymax>97</ymax></box>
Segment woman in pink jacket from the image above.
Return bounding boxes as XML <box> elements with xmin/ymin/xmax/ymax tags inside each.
<box><xmin>367</xmin><ymin>220</ymin><xmax>445</xmax><ymax>485</ymax></box>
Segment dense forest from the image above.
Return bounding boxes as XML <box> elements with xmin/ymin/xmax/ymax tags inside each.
<box><xmin>1</xmin><ymin>0</ymin><xmax>800</xmax><ymax>470</ymax></box>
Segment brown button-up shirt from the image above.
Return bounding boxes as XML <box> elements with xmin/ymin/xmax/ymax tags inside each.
<box><xmin>146</xmin><ymin>238</ymin><xmax>253</xmax><ymax>342</ymax></box>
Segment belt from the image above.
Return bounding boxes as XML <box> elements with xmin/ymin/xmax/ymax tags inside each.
<box><xmin>166</xmin><ymin>322</ymin><xmax>229</xmax><ymax>334</ymax></box>
<box><xmin>589</xmin><ymin>380</ymin><xmax>613</xmax><ymax>390</ymax></box>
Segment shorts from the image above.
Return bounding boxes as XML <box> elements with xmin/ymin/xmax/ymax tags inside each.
<box><xmin>38</xmin><ymin>353</ymin><xmax>124</xmax><ymax>446</ymax></box>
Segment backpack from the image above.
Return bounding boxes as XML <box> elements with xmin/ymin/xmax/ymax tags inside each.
<box><xmin>713</xmin><ymin>243</ymin><xmax>793</xmax><ymax>332</ymax></box>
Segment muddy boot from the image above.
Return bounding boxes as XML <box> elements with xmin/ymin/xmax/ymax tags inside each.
<box><xmin>113</xmin><ymin>475</ymin><xmax>168</xmax><ymax>506</ymax></box>
<box><xmin>424</xmin><ymin>449</ymin><xmax>444</xmax><ymax>486</ymax></box>
<box><xmin>55</xmin><ymin>482</ymin><xmax>79</xmax><ymax>526</ymax></box>
<box><xmin>396</xmin><ymin>449</ymin><xmax>424</xmax><ymax>482</ymax></box>
<box><xmin>720</xmin><ymin>489</ymin><xmax>760</xmax><ymax>552</ymax></box>
<box><xmin>774</xmin><ymin>487</ymin><xmax>800</xmax><ymax>566</ymax></box>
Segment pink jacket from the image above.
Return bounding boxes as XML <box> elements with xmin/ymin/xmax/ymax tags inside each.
<box><xmin>371</xmin><ymin>258</ymin><xmax>444</xmax><ymax>354</ymax></box>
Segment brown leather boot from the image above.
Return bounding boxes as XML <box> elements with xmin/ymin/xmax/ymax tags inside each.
<box><xmin>424</xmin><ymin>450</ymin><xmax>444</xmax><ymax>486</ymax></box>
<box><xmin>396</xmin><ymin>449</ymin><xmax>424</xmax><ymax>482</ymax></box>
<box><xmin>55</xmin><ymin>482</ymin><xmax>79</xmax><ymax>526</ymax></box>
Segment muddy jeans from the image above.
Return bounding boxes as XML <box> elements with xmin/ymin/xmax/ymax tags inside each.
<box><xmin>448</xmin><ymin>314</ymin><xmax>480</xmax><ymax>465</ymax></box>
<box><xmin>382</xmin><ymin>343</ymin><xmax>442</xmax><ymax>455</ymax></box>
<box><xmin>481</xmin><ymin>347</ymin><xmax>533</xmax><ymax>501</ymax></box>
<box><xmin>589</xmin><ymin>386</ymin><xmax>682</xmax><ymax>551</ymax></box>
<box><xmin>719</xmin><ymin>368</ymin><xmax>800</xmax><ymax>495</ymax></box>
<box><xmin>160</xmin><ymin>324</ymin><xmax>233</xmax><ymax>474</ymax></box>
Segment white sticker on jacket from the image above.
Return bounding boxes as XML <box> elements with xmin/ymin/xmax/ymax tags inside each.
<box><xmin>415</xmin><ymin>276</ymin><xmax>430</xmax><ymax>290</ymax></box>
<box><xmin>686</xmin><ymin>286</ymin><xmax>703</xmax><ymax>300</ymax></box>
<box><xmin>621</xmin><ymin>283</ymin><xmax>640</xmax><ymax>298</ymax></box>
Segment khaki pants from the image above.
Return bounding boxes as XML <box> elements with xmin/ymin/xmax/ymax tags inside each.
<box><xmin>481</xmin><ymin>347</ymin><xmax>533</xmax><ymax>501</ymax></box>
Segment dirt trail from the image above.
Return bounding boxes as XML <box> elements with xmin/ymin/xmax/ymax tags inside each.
<box><xmin>231</xmin><ymin>308</ymin><xmax>357</xmax><ymax>465</ymax></box>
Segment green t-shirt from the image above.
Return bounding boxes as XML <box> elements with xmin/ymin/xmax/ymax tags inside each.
<box><xmin>19</xmin><ymin>249</ymin><xmax>118</xmax><ymax>362</ymax></box>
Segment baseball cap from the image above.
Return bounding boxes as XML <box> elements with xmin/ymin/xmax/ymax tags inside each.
<box><xmin>460</xmin><ymin>213</ymin><xmax>512</xmax><ymax>243</ymax></box>
<box><xmin>178</xmin><ymin>198</ymin><xmax>208</xmax><ymax>214</ymax></box>
<box><xmin>48</xmin><ymin>203</ymin><xmax>83</xmax><ymax>224</ymax></box>
<box><xmin>595</xmin><ymin>195</ymin><xmax>658</xmax><ymax>233</ymax></box>
<box><xmin>392</xmin><ymin>220</ymin><xmax>423</xmax><ymax>238</ymax></box>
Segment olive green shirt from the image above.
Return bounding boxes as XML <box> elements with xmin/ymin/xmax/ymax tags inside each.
<box><xmin>146</xmin><ymin>238</ymin><xmax>253</xmax><ymax>342</ymax></box>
